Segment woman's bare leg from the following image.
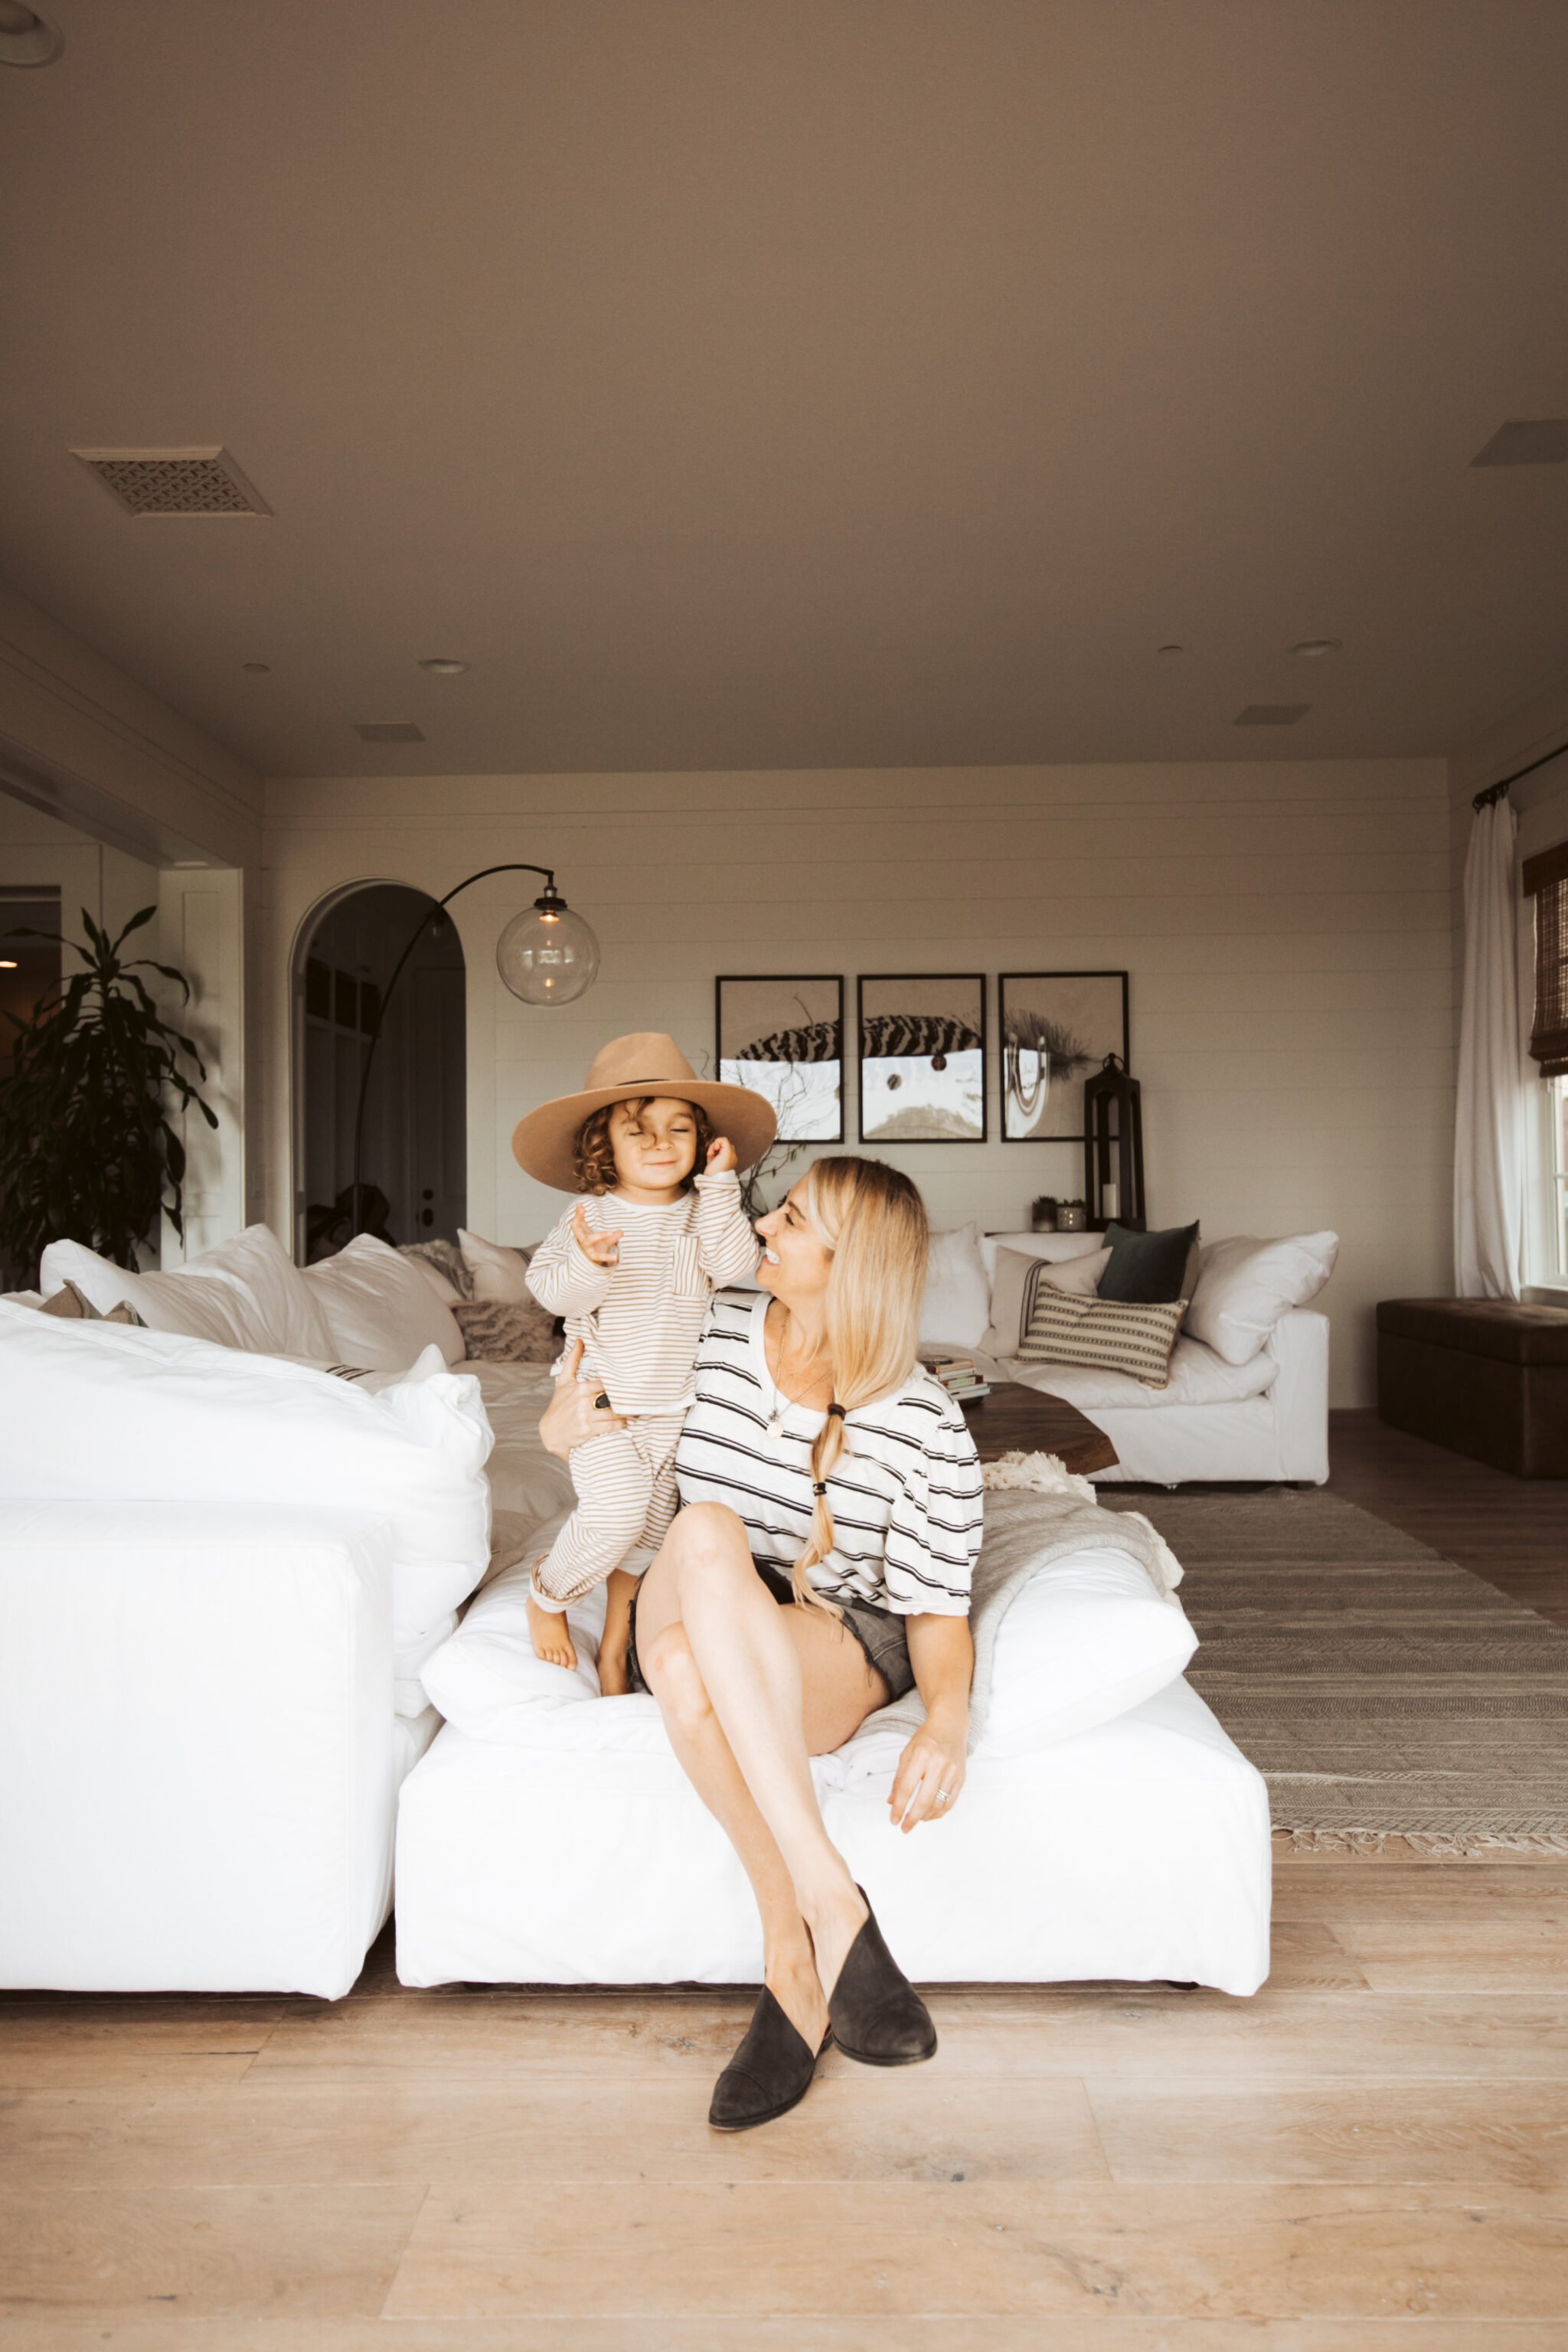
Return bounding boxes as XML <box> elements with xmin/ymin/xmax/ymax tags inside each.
<box><xmin>635</xmin><ymin>1504</ymin><xmax>882</xmax><ymax>2012</ymax></box>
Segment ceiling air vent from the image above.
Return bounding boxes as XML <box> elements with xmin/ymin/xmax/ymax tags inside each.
<box><xmin>1235</xmin><ymin>704</ymin><xmax>1309</xmax><ymax>727</ymax></box>
<box><xmin>70</xmin><ymin>446</ymin><xmax>272</xmax><ymax>517</ymax></box>
<box><xmin>354</xmin><ymin>722</ymin><xmax>425</xmax><ymax>743</ymax></box>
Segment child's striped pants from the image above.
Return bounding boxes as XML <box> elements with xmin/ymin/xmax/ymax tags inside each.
<box><xmin>528</xmin><ymin>1411</ymin><xmax>686</xmax><ymax>1610</ymax></box>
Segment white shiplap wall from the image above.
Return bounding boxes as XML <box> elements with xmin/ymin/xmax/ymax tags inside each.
<box><xmin>263</xmin><ymin>758</ymin><xmax>1454</xmax><ymax>1406</ymax></box>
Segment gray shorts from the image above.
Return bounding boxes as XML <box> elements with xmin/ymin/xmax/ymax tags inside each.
<box><xmin>627</xmin><ymin>1555</ymin><xmax>915</xmax><ymax>1703</ymax></box>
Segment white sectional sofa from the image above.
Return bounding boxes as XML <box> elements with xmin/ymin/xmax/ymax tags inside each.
<box><xmin>0</xmin><ymin>1217</ymin><xmax>1295</xmax><ymax>1998</ymax></box>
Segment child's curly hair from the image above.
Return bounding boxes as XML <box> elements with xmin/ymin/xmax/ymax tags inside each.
<box><xmin>573</xmin><ymin>1096</ymin><xmax>715</xmax><ymax>1196</ymax></box>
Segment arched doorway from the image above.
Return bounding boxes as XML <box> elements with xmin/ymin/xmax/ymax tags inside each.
<box><xmin>293</xmin><ymin>883</ymin><xmax>466</xmax><ymax>1262</ymax></box>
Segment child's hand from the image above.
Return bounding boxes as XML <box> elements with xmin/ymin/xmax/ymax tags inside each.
<box><xmin>572</xmin><ymin>1203</ymin><xmax>622</xmax><ymax>1266</ymax></box>
<box><xmin>705</xmin><ymin>1135</ymin><xmax>737</xmax><ymax>1176</ymax></box>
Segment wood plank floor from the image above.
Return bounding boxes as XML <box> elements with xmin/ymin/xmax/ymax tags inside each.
<box><xmin>3</xmin><ymin>1414</ymin><xmax>1566</xmax><ymax>2347</ymax></box>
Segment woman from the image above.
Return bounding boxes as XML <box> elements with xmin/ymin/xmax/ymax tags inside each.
<box><xmin>541</xmin><ymin>1155</ymin><xmax>982</xmax><ymax>2130</ymax></box>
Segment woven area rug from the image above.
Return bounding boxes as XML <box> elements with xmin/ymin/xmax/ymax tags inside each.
<box><xmin>1099</xmin><ymin>1485</ymin><xmax>1568</xmax><ymax>1853</ymax></box>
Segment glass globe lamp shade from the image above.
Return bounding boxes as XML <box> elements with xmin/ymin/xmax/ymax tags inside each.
<box><xmin>495</xmin><ymin>894</ymin><xmax>600</xmax><ymax>1006</ymax></box>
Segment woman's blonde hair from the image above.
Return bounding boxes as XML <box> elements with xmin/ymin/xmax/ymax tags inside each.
<box><xmin>790</xmin><ymin>1157</ymin><xmax>929</xmax><ymax>1612</ymax></box>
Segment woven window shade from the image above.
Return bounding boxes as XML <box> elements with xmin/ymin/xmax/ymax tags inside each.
<box><xmin>1523</xmin><ymin>841</ymin><xmax>1568</xmax><ymax>1079</ymax></box>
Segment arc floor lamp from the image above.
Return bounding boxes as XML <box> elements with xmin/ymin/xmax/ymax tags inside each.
<box><xmin>350</xmin><ymin>864</ymin><xmax>599</xmax><ymax>1236</ymax></box>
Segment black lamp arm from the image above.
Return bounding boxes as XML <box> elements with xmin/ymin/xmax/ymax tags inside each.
<box><xmin>348</xmin><ymin>864</ymin><xmax>557</xmax><ymax>1238</ymax></box>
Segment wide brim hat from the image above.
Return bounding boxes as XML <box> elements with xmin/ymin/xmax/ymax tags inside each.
<box><xmin>511</xmin><ymin>1031</ymin><xmax>779</xmax><ymax>1191</ymax></box>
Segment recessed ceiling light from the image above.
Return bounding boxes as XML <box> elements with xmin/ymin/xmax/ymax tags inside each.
<box><xmin>1235</xmin><ymin>704</ymin><xmax>1310</xmax><ymax>727</ymax></box>
<box><xmin>241</xmin><ymin>661</ymin><xmax>271</xmax><ymax>674</ymax></box>
<box><xmin>419</xmin><ymin>657</ymin><xmax>470</xmax><ymax>675</ymax></box>
<box><xmin>1290</xmin><ymin>639</ymin><xmax>1341</xmax><ymax>658</ymax></box>
<box><xmin>1470</xmin><ymin>420</ymin><xmax>1568</xmax><ymax>468</ymax></box>
<box><xmin>1157</xmin><ymin>643</ymin><xmax>1184</xmax><ymax>657</ymax></box>
<box><xmin>0</xmin><ymin>959</ymin><xmax>18</xmax><ymax>970</ymax></box>
<box><xmin>354</xmin><ymin>721</ymin><xmax>425</xmax><ymax>743</ymax></box>
<box><xmin>0</xmin><ymin>5</ymin><xmax>65</xmax><ymax>67</ymax></box>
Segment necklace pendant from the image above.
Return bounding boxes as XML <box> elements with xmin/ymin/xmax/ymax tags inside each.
<box><xmin>766</xmin><ymin>1415</ymin><xmax>784</xmax><ymax>1439</ymax></box>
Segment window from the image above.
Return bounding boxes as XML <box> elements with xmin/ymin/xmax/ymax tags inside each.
<box><xmin>1553</xmin><ymin>1075</ymin><xmax>1568</xmax><ymax>1282</ymax></box>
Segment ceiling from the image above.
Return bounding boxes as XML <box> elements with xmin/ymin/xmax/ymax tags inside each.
<box><xmin>3</xmin><ymin>0</ymin><xmax>1567</xmax><ymax>778</ymax></box>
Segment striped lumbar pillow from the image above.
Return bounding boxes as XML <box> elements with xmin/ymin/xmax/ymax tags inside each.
<box><xmin>1018</xmin><ymin>1287</ymin><xmax>1186</xmax><ymax>1388</ymax></box>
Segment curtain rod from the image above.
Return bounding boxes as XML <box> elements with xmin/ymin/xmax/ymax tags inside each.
<box><xmin>1473</xmin><ymin>737</ymin><xmax>1568</xmax><ymax>811</ymax></box>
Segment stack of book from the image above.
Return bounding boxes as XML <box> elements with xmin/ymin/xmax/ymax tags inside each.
<box><xmin>923</xmin><ymin>1353</ymin><xmax>991</xmax><ymax>1406</ymax></box>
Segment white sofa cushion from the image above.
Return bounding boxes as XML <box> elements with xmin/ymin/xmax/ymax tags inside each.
<box><xmin>41</xmin><ymin>1224</ymin><xmax>334</xmax><ymax>1358</ymax></box>
<box><xmin>918</xmin><ymin>1223</ymin><xmax>991</xmax><ymax>1349</ymax></box>
<box><xmin>304</xmin><ymin>1234</ymin><xmax>465</xmax><ymax>1369</ymax></box>
<box><xmin>423</xmin><ymin>1521</ymin><xmax>1195</xmax><ymax>1761</ymax></box>
<box><xmin>0</xmin><ymin>1305</ymin><xmax>492</xmax><ymax>1645</ymax></box>
<box><xmin>1185</xmin><ymin>1231</ymin><xmax>1339</xmax><ymax>1367</ymax></box>
<box><xmin>988</xmin><ymin>1334</ymin><xmax>1278</xmax><ymax>1411</ymax></box>
<box><xmin>458</xmin><ymin>1228</ymin><xmax>535</xmax><ymax>1306</ymax></box>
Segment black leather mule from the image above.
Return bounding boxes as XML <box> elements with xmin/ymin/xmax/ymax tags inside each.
<box><xmin>708</xmin><ymin>1987</ymin><xmax>832</xmax><ymax>2131</ymax></box>
<box><xmin>825</xmin><ymin>1885</ymin><xmax>937</xmax><ymax>2066</ymax></box>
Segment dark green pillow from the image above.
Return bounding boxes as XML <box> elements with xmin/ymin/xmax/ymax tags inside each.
<box><xmin>1097</xmin><ymin>1220</ymin><xmax>1200</xmax><ymax>1305</ymax></box>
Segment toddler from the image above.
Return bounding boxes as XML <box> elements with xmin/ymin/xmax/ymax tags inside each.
<box><xmin>511</xmin><ymin>1034</ymin><xmax>775</xmax><ymax>1694</ymax></box>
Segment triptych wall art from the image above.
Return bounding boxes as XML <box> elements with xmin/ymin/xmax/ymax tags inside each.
<box><xmin>714</xmin><ymin>971</ymin><xmax>1129</xmax><ymax>1145</ymax></box>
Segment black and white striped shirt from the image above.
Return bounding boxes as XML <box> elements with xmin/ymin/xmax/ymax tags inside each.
<box><xmin>675</xmin><ymin>1291</ymin><xmax>983</xmax><ymax>1617</ymax></box>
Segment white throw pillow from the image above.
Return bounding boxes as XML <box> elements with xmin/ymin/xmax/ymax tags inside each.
<box><xmin>1185</xmin><ymin>1231</ymin><xmax>1339</xmax><ymax>1367</ymax></box>
<box><xmin>978</xmin><ymin>1230</ymin><xmax>1106</xmax><ymax>1283</ymax></box>
<box><xmin>305</xmin><ymin>1235</ymin><xmax>465</xmax><ymax>1369</ymax></box>
<box><xmin>0</xmin><ymin>1304</ymin><xmax>492</xmax><ymax>1645</ymax></box>
<box><xmin>983</xmin><ymin>1241</ymin><xmax>1112</xmax><ymax>1355</ymax></box>
<box><xmin>970</xmin><ymin>1547</ymin><xmax>1197</xmax><ymax>1759</ymax></box>
<box><xmin>919</xmin><ymin>1223</ymin><xmax>991</xmax><ymax>1349</ymax></box>
<box><xmin>41</xmin><ymin>1224</ymin><xmax>334</xmax><ymax>1358</ymax></box>
<box><xmin>458</xmin><ymin>1228</ymin><xmax>535</xmax><ymax>1308</ymax></box>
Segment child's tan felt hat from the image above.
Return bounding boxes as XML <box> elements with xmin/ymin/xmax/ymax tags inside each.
<box><xmin>511</xmin><ymin>1032</ymin><xmax>778</xmax><ymax>1191</ymax></box>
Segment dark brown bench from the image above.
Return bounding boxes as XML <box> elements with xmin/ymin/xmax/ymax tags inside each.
<box><xmin>1377</xmin><ymin>1298</ymin><xmax>1568</xmax><ymax>1479</ymax></box>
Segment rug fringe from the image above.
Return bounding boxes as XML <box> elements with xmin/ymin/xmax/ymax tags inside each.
<box><xmin>1282</xmin><ymin>1827</ymin><xmax>1568</xmax><ymax>1857</ymax></box>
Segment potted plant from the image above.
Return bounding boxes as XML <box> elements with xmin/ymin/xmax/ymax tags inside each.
<box><xmin>1031</xmin><ymin>1194</ymin><xmax>1059</xmax><ymax>1232</ymax></box>
<box><xmin>0</xmin><ymin>905</ymin><xmax>216</xmax><ymax>1286</ymax></box>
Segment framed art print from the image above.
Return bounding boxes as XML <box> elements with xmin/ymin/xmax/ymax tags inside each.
<box><xmin>1000</xmin><ymin>970</ymin><xmax>1129</xmax><ymax>1141</ymax></box>
<box><xmin>715</xmin><ymin>975</ymin><xmax>844</xmax><ymax>1142</ymax></box>
<box><xmin>857</xmin><ymin>973</ymin><xmax>987</xmax><ymax>1143</ymax></box>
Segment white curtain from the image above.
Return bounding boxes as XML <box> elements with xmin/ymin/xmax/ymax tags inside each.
<box><xmin>1454</xmin><ymin>795</ymin><xmax>1525</xmax><ymax>1296</ymax></box>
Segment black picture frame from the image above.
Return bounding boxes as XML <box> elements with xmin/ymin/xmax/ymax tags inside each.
<box><xmin>999</xmin><ymin>970</ymin><xmax>1130</xmax><ymax>1142</ymax></box>
<box><xmin>714</xmin><ymin>974</ymin><xmax>845</xmax><ymax>1144</ymax></box>
<box><xmin>856</xmin><ymin>972</ymin><xmax>988</xmax><ymax>1145</ymax></box>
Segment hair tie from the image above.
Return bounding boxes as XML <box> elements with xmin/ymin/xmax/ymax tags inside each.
<box><xmin>827</xmin><ymin>1403</ymin><xmax>846</xmax><ymax>1419</ymax></box>
<box><xmin>812</xmin><ymin>1480</ymin><xmax>828</xmax><ymax>1497</ymax></box>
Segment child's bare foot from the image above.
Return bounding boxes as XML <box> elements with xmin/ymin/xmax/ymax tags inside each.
<box><xmin>597</xmin><ymin>1570</ymin><xmax>637</xmax><ymax>1697</ymax></box>
<box><xmin>528</xmin><ymin>1591</ymin><xmax>577</xmax><ymax>1671</ymax></box>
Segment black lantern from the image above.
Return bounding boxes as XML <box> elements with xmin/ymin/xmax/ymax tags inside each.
<box><xmin>1083</xmin><ymin>1053</ymin><xmax>1145</xmax><ymax>1232</ymax></box>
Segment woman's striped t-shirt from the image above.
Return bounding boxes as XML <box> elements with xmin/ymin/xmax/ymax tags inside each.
<box><xmin>674</xmin><ymin>1291</ymin><xmax>984</xmax><ymax>1617</ymax></box>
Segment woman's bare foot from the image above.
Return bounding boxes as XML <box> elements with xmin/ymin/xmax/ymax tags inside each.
<box><xmin>527</xmin><ymin>1592</ymin><xmax>577</xmax><ymax>1671</ymax></box>
<box><xmin>596</xmin><ymin>1568</ymin><xmax>638</xmax><ymax>1697</ymax></box>
<box><xmin>764</xmin><ymin>1934</ymin><xmax>831</xmax><ymax>2053</ymax></box>
<box><xmin>802</xmin><ymin>1878</ymin><xmax>871</xmax><ymax>2003</ymax></box>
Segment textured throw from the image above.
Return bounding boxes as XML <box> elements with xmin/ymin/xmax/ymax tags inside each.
<box><xmin>1102</xmin><ymin>1485</ymin><xmax>1568</xmax><ymax>1853</ymax></box>
<box><xmin>1018</xmin><ymin>1288</ymin><xmax>1184</xmax><ymax>1385</ymax></box>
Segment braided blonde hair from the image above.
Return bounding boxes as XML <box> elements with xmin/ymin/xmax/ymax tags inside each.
<box><xmin>789</xmin><ymin>1157</ymin><xmax>929</xmax><ymax>1612</ymax></box>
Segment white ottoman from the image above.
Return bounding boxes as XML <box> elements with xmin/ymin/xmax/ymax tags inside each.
<box><xmin>395</xmin><ymin>1675</ymin><xmax>1271</xmax><ymax>1996</ymax></box>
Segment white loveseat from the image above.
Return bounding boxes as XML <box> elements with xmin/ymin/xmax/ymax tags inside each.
<box><xmin>0</xmin><ymin>1221</ymin><xmax>1277</xmax><ymax>1999</ymax></box>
